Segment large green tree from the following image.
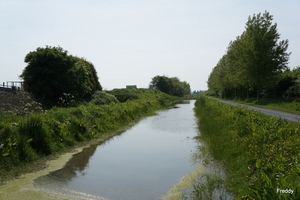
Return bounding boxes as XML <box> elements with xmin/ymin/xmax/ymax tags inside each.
<box><xmin>207</xmin><ymin>11</ymin><xmax>290</xmax><ymax>100</ymax></box>
<box><xmin>151</xmin><ymin>75</ymin><xmax>173</xmax><ymax>95</ymax></box>
<box><xmin>20</xmin><ymin>46</ymin><xmax>102</xmax><ymax>106</ymax></box>
<box><xmin>243</xmin><ymin>11</ymin><xmax>290</xmax><ymax>100</ymax></box>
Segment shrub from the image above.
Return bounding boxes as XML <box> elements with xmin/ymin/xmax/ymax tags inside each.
<box><xmin>18</xmin><ymin>115</ymin><xmax>52</xmax><ymax>155</ymax></box>
<box><xmin>107</xmin><ymin>89</ymin><xmax>139</xmax><ymax>102</ymax></box>
<box><xmin>57</xmin><ymin>93</ymin><xmax>76</xmax><ymax>107</ymax></box>
<box><xmin>91</xmin><ymin>91</ymin><xmax>119</xmax><ymax>105</ymax></box>
<box><xmin>20</xmin><ymin>46</ymin><xmax>102</xmax><ymax>107</ymax></box>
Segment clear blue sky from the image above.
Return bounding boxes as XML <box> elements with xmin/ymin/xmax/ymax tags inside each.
<box><xmin>1</xmin><ymin>0</ymin><xmax>299</xmax><ymax>91</ymax></box>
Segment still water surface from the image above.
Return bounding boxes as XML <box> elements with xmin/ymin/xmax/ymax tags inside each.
<box><xmin>13</xmin><ymin>100</ymin><xmax>200</xmax><ymax>199</ymax></box>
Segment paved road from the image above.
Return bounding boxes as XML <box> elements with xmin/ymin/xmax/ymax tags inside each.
<box><xmin>215</xmin><ymin>99</ymin><xmax>300</xmax><ymax>123</ymax></box>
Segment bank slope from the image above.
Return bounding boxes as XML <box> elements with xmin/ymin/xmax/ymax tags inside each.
<box><xmin>193</xmin><ymin>96</ymin><xmax>300</xmax><ymax>199</ymax></box>
<box><xmin>0</xmin><ymin>89</ymin><xmax>177</xmax><ymax>183</ymax></box>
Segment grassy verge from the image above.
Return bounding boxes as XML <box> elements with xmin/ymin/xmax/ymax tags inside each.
<box><xmin>223</xmin><ymin>97</ymin><xmax>300</xmax><ymax>115</ymax></box>
<box><xmin>193</xmin><ymin>96</ymin><xmax>300</xmax><ymax>199</ymax></box>
<box><xmin>0</xmin><ymin>89</ymin><xmax>178</xmax><ymax>183</ymax></box>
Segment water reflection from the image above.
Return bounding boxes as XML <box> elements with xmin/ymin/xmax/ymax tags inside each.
<box><xmin>33</xmin><ymin>144</ymin><xmax>101</xmax><ymax>199</ymax></box>
<box><xmin>33</xmin><ymin>100</ymin><xmax>201</xmax><ymax>200</ymax></box>
<box><xmin>48</xmin><ymin>144</ymin><xmax>97</xmax><ymax>180</ymax></box>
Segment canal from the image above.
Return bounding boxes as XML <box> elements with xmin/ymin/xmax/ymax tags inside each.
<box><xmin>0</xmin><ymin>100</ymin><xmax>205</xmax><ymax>199</ymax></box>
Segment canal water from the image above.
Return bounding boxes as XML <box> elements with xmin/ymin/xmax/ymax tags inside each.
<box><xmin>34</xmin><ymin>100</ymin><xmax>199</xmax><ymax>199</ymax></box>
<box><xmin>0</xmin><ymin>100</ymin><xmax>206</xmax><ymax>199</ymax></box>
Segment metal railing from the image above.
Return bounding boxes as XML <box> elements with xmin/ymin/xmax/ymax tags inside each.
<box><xmin>0</xmin><ymin>81</ymin><xmax>23</xmax><ymax>92</ymax></box>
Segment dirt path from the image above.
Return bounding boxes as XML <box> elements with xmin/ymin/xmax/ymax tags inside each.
<box><xmin>215</xmin><ymin>99</ymin><xmax>300</xmax><ymax>123</ymax></box>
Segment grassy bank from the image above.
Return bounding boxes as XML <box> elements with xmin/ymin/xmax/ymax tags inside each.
<box><xmin>223</xmin><ymin>97</ymin><xmax>300</xmax><ymax>115</ymax></box>
<box><xmin>0</xmin><ymin>89</ymin><xmax>177</xmax><ymax>183</ymax></box>
<box><xmin>193</xmin><ymin>96</ymin><xmax>300</xmax><ymax>199</ymax></box>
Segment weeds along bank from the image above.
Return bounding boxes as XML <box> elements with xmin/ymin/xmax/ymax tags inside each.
<box><xmin>194</xmin><ymin>96</ymin><xmax>300</xmax><ymax>199</ymax></box>
<box><xmin>0</xmin><ymin>89</ymin><xmax>177</xmax><ymax>183</ymax></box>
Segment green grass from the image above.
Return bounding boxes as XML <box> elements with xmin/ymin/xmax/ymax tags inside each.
<box><xmin>226</xmin><ymin>97</ymin><xmax>300</xmax><ymax>115</ymax></box>
<box><xmin>193</xmin><ymin>96</ymin><xmax>300</xmax><ymax>199</ymax></box>
<box><xmin>0</xmin><ymin>89</ymin><xmax>178</xmax><ymax>183</ymax></box>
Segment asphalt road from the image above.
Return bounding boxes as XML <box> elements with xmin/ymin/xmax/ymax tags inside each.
<box><xmin>215</xmin><ymin>99</ymin><xmax>300</xmax><ymax>123</ymax></box>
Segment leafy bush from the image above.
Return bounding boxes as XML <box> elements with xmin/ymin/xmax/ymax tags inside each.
<box><xmin>91</xmin><ymin>91</ymin><xmax>119</xmax><ymax>105</ymax></box>
<box><xmin>107</xmin><ymin>89</ymin><xmax>139</xmax><ymax>102</ymax></box>
<box><xmin>57</xmin><ymin>93</ymin><xmax>76</xmax><ymax>107</ymax></box>
<box><xmin>20</xmin><ymin>46</ymin><xmax>102</xmax><ymax>107</ymax></box>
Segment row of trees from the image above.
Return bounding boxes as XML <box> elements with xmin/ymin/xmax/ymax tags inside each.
<box><xmin>20</xmin><ymin>46</ymin><xmax>192</xmax><ymax>107</ymax></box>
<box><xmin>20</xmin><ymin>46</ymin><xmax>102</xmax><ymax>106</ymax></box>
<box><xmin>150</xmin><ymin>75</ymin><xmax>191</xmax><ymax>97</ymax></box>
<box><xmin>207</xmin><ymin>11</ymin><xmax>291</xmax><ymax>100</ymax></box>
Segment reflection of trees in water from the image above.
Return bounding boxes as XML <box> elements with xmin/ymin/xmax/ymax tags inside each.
<box><xmin>48</xmin><ymin>144</ymin><xmax>98</xmax><ymax>180</ymax></box>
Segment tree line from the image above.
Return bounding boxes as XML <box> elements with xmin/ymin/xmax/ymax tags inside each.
<box><xmin>150</xmin><ymin>75</ymin><xmax>191</xmax><ymax>97</ymax></box>
<box><xmin>20</xmin><ymin>46</ymin><xmax>191</xmax><ymax>107</ymax></box>
<box><xmin>207</xmin><ymin>11</ymin><xmax>300</xmax><ymax>101</ymax></box>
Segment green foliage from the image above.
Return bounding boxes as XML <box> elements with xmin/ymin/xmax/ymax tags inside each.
<box><xmin>57</xmin><ymin>93</ymin><xmax>76</xmax><ymax>107</ymax></box>
<box><xmin>19</xmin><ymin>114</ymin><xmax>52</xmax><ymax>155</ymax></box>
<box><xmin>229</xmin><ymin>97</ymin><xmax>300</xmax><ymax>115</ymax></box>
<box><xmin>20</xmin><ymin>46</ymin><xmax>102</xmax><ymax>107</ymax></box>
<box><xmin>194</xmin><ymin>97</ymin><xmax>300</xmax><ymax>199</ymax></box>
<box><xmin>207</xmin><ymin>11</ymin><xmax>290</xmax><ymax>100</ymax></box>
<box><xmin>277</xmin><ymin>66</ymin><xmax>300</xmax><ymax>98</ymax></box>
<box><xmin>191</xmin><ymin>174</ymin><xmax>226</xmax><ymax>200</ymax></box>
<box><xmin>68</xmin><ymin>56</ymin><xmax>102</xmax><ymax>99</ymax></box>
<box><xmin>91</xmin><ymin>91</ymin><xmax>119</xmax><ymax>105</ymax></box>
<box><xmin>107</xmin><ymin>89</ymin><xmax>140</xmax><ymax>102</ymax></box>
<box><xmin>150</xmin><ymin>75</ymin><xmax>191</xmax><ymax>96</ymax></box>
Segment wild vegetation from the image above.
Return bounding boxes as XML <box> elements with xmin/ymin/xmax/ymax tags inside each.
<box><xmin>0</xmin><ymin>89</ymin><xmax>177</xmax><ymax>183</ymax></box>
<box><xmin>107</xmin><ymin>88</ymin><xmax>140</xmax><ymax>102</ymax></box>
<box><xmin>90</xmin><ymin>90</ymin><xmax>119</xmax><ymax>105</ymax></box>
<box><xmin>20</xmin><ymin>46</ymin><xmax>102</xmax><ymax>107</ymax></box>
<box><xmin>207</xmin><ymin>11</ymin><xmax>295</xmax><ymax>101</ymax></box>
<box><xmin>229</xmin><ymin>97</ymin><xmax>300</xmax><ymax>115</ymax></box>
<box><xmin>0</xmin><ymin>91</ymin><xmax>43</xmax><ymax>115</ymax></box>
<box><xmin>0</xmin><ymin>44</ymin><xmax>192</xmax><ymax>185</ymax></box>
<box><xmin>193</xmin><ymin>96</ymin><xmax>300</xmax><ymax>199</ymax></box>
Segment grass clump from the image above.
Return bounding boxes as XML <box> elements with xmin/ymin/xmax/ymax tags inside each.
<box><xmin>193</xmin><ymin>96</ymin><xmax>300</xmax><ymax>199</ymax></box>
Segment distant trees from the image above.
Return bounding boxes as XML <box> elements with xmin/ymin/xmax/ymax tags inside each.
<box><xmin>191</xmin><ymin>90</ymin><xmax>205</xmax><ymax>95</ymax></box>
<box><xmin>150</xmin><ymin>75</ymin><xmax>191</xmax><ymax>96</ymax></box>
<box><xmin>207</xmin><ymin>11</ymin><xmax>291</xmax><ymax>100</ymax></box>
<box><xmin>20</xmin><ymin>46</ymin><xmax>102</xmax><ymax>106</ymax></box>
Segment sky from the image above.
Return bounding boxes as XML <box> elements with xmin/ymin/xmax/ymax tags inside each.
<box><xmin>1</xmin><ymin>0</ymin><xmax>299</xmax><ymax>91</ymax></box>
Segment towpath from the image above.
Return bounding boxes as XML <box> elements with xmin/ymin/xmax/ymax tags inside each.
<box><xmin>214</xmin><ymin>98</ymin><xmax>300</xmax><ymax>123</ymax></box>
